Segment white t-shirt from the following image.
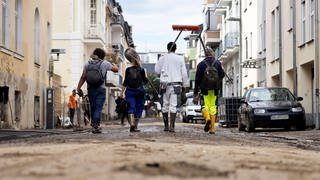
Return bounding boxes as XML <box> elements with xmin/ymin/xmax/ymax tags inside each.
<box><xmin>155</xmin><ymin>53</ymin><xmax>189</xmax><ymax>87</ymax></box>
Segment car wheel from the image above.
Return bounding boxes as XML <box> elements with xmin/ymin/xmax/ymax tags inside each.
<box><xmin>296</xmin><ymin>120</ymin><xmax>306</xmax><ymax>131</ymax></box>
<box><xmin>245</xmin><ymin>115</ymin><xmax>255</xmax><ymax>132</ymax></box>
<box><xmin>284</xmin><ymin>125</ymin><xmax>291</xmax><ymax>131</ymax></box>
<box><xmin>238</xmin><ymin>114</ymin><xmax>245</xmax><ymax>131</ymax></box>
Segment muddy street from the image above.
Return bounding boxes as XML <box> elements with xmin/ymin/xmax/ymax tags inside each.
<box><xmin>1</xmin><ymin>119</ymin><xmax>320</xmax><ymax>180</ymax></box>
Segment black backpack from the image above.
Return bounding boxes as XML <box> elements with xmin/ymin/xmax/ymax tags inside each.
<box><xmin>201</xmin><ymin>60</ymin><xmax>221</xmax><ymax>90</ymax></box>
<box><xmin>86</xmin><ymin>60</ymin><xmax>104</xmax><ymax>87</ymax></box>
<box><xmin>127</xmin><ymin>67</ymin><xmax>143</xmax><ymax>89</ymax></box>
<box><xmin>115</xmin><ymin>97</ymin><xmax>129</xmax><ymax>114</ymax></box>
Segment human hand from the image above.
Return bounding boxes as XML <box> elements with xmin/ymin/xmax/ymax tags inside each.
<box><xmin>77</xmin><ymin>89</ymin><xmax>84</xmax><ymax>97</ymax></box>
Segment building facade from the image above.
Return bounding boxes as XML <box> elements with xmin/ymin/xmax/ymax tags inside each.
<box><xmin>52</xmin><ymin>0</ymin><xmax>133</xmax><ymax>121</ymax></box>
<box><xmin>0</xmin><ymin>0</ymin><xmax>53</xmax><ymax>129</ymax></box>
<box><xmin>266</xmin><ymin>0</ymin><xmax>318</xmax><ymax>126</ymax></box>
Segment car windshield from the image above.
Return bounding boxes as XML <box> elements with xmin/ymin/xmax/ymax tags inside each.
<box><xmin>248</xmin><ymin>88</ymin><xmax>295</xmax><ymax>102</ymax></box>
<box><xmin>186</xmin><ymin>98</ymin><xmax>200</xmax><ymax>106</ymax></box>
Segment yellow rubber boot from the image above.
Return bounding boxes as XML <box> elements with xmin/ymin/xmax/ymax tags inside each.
<box><xmin>209</xmin><ymin>115</ymin><xmax>216</xmax><ymax>134</ymax></box>
<box><xmin>202</xmin><ymin>109</ymin><xmax>211</xmax><ymax>132</ymax></box>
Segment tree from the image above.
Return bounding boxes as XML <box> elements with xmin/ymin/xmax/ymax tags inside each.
<box><xmin>145</xmin><ymin>73</ymin><xmax>160</xmax><ymax>102</ymax></box>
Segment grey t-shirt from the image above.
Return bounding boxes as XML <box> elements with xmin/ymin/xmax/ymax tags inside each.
<box><xmin>84</xmin><ymin>59</ymin><xmax>113</xmax><ymax>88</ymax></box>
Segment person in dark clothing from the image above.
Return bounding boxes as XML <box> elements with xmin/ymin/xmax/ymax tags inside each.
<box><xmin>193</xmin><ymin>47</ymin><xmax>225</xmax><ymax>134</ymax></box>
<box><xmin>120</xmin><ymin>47</ymin><xmax>148</xmax><ymax>132</ymax></box>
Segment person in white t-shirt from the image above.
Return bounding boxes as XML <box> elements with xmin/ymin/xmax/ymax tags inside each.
<box><xmin>155</xmin><ymin>42</ymin><xmax>189</xmax><ymax>132</ymax></box>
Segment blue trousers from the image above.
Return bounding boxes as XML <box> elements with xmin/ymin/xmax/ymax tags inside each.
<box><xmin>125</xmin><ymin>86</ymin><xmax>145</xmax><ymax>118</ymax></box>
<box><xmin>88</xmin><ymin>87</ymin><xmax>106</xmax><ymax>124</ymax></box>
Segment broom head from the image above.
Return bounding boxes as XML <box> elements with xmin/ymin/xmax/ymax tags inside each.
<box><xmin>172</xmin><ymin>25</ymin><xmax>200</xmax><ymax>32</ymax></box>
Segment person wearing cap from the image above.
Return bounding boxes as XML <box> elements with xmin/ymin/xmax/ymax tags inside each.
<box><xmin>120</xmin><ymin>47</ymin><xmax>148</xmax><ymax>132</ymax></box>
<box><xmin>193</xmin><ymin>46</ymin><xmax>225</xmax><ymax>134</ymax></box>
<box><xmin>155</xmin><ymin>42</ymin><xmax>189</xmax><ymax>132</ymax></box>
<box><xmin>68</xmin><ymin>89</ymin><xmax>77</xmax><ymax>126</ymax></box>
<box><xmin>76</xmin><ymin>48</ymin><xmax>119</xmax><ymax>133</ymax></box>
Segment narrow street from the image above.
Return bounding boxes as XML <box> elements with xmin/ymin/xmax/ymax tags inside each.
<box><xmin>1</xmin><ymin>118</ymin><xmax>320</xmax><ymax>180</ymax></box>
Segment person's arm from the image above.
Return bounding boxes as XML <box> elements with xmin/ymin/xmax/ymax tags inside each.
<box><xmin>120</xmin><ymin>86</ymin><xmax>126</xmax><ymax>98</ymax></box>
<box><xmin>76</xmin><ymin>69</ymin><xmax>86</xmax><ymax>96</ymax></box>
<box><xmin>141</xmin><ymin>68</ymin><xmax>148</xmax><ymax>85</ymax></box>
<box><xmin>111</xmin><ymin>63</ymin><xmax>119</xmax><ymax>73</ymax></box>
<box><xmin>194</xmin><ymin>62</ymin><xmax>204</xmax><ymax>95</ymax></box>
<box><xmin>181</xmin><ymin>59</ymin><xmax>189</xmax><ymax>87</ymax></box>
<box><xmin>120</xmin><ymin>68</ymin><xmax>129</xmax><ymax>98</ymax></box>
<box><xmin>215</xmin><ymin>60</ymin><xmax>225</xmax><ymax>78</ymax></box>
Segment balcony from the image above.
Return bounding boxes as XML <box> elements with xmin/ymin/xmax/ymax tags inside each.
<box><xmin>111</xmin><ymin>14</ymin><xmax>125</xmax><ymax>32</ymax></box>
<box><xmin>204</xmin><ymin>31</ymin><xmax>220</xmax><ymax>47</ymax></box>
<box><xmin>106</xmin><ymin>72</ymin><xmax>121</xmax><ymax>87</ymax></box>
<box><xmin>217</xmin><ymin>0</ymin><xmax>232</xmax><ymax>7</ymax></box>
<box><xmin>84</xmin><ymin>24</ymin><xmax>105</xmax><ymax>46</ymax></box>
<box><xmin>224</xmin><ymin>32</ymin><xmax>240</xmax><ymax>51</ymax></box>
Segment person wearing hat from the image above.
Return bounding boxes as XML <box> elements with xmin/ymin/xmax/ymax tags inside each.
<box><xmin>193</xmin><ymin>46</ymin><xmax>225</xmax><ymax>134</ymax></box>
<box><xmin>155</xmin><ymin>42</ymin><xmax>189</xmax><ymax>132</ymax></box>
<box><xmin>76</xmin><ymin>48</ymin><xmax>119</xmax><ymax>133</ymax></box>
<box><xmin>120</xmin><ymin>47</ymin><xmax>148</xmax><ymax>132</ymax></box>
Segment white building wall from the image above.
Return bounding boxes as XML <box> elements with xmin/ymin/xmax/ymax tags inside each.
<box><xmin>241</xmin><ymin>0</ymin><xmax>259</xmax><ymax>92</ymax></box>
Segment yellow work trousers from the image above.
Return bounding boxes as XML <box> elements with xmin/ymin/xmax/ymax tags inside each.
<box><xmin>202</xmin><ymin>90</ymin><xmax>217</xmax><ymax>133</ymax></box>
<box><xmin>202</xmin><ymin>90</ymin><xmax>217</xmax><ymax>116</ymax></box>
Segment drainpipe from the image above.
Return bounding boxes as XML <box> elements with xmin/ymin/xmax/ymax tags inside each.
<box><xmin>315</xmin><ymin>0</ymin><xmax>320</xmax><ymax>129</ymax></box>
<box><xmin>278</xmin><ymin>0</ymin><xmax>282</xmax><ymax>86</ymax></box>
<box><xmin>292</xmin><ymin>0</ymin><xmax>297</xmax><ymax>97</ymax></box>
<box><xmin>239</xmin><ymin>0</ymin><xmax>242</xmax><ymax>96</ymax></box>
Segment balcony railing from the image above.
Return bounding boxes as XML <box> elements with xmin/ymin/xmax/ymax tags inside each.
<box><xmin>224</xmin><ymin>32</ymin><xmax>239</xmax><ymax>49</ymax></box>
<box><xmin>106</xmin><ymin>72</ymin><xmax>120</xmax><ymax>87</ymax></box>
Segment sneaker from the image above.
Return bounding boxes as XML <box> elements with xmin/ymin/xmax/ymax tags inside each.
<box><xmin>204</xmin><ymin>120</ymin><xmax>211</xmax><ymax>132</ymax></box>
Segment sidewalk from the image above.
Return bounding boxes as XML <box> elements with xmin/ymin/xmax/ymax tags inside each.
<box><xmin>0</xmin><ymin>128</ymin><xmax>79</xmax><ymax>142</ymax></box>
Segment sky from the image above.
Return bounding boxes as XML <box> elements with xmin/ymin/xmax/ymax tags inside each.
<box><xmin>117</xmin><ymin>0</ymin><xmax>204</xmax><ymax>54</ymax></box>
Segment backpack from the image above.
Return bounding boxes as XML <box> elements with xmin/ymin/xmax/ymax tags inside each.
<box><xmin>127</xmin><ymin>67</ymin><xmax>143</xmax><ymax>89</ymax></box>
<box><xmin>86</xmin><ymin>60</ymin><xmax>104</xmax><ymax>87</ymax></box>
<box><xmin>201</xmin><ymin>60</ymin><xmax>221</xmax><ymax>90</ymax></box>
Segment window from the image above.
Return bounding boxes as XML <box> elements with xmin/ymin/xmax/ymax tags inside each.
<box><xmin>272</xmin><ymin>8</ymin><xmax>280</xmax><ymax>59</ymax></box>
<box><xmin>90</xmin><ymin>0</ymin><xmax>97</xmax><ymax>26</ymax></box>
<box><xmin>2</xmin><ymin>0</ymin><xmax>10</xmax><ymax>47</ymax></box>
<box><xmin>301</xmin><ymin>0</ymin><xmax>306</xmax><ymax>43</ymax></box>
<box><xmin>249</xmin><ymin>32</ymin><xmax>252</xmax><ymax>59</ymax></box>
<box><xmin>310</xmin><ymin>0</ymin><xmax>315</xmax><ymax>40</ymax></box>
<box><xmin>289</xmin><ymin>0</ymin><xmax>294</xmax><ymax>30</ymax></box>
<box><xmin>245</xmin><ymin>37</ymin><xmax>248</xmax><ymax>59</ymax></box>
<box><xmin>259</xmin><ymin>0</ymin><xmax>266</xmax><ymax>51</ymax></box>
<box><xmin>15</xmin><ymin>0</ymin><xmax>22</xmax><ymax>53</ymax></box>
<box><xmin>34</xmin><ymin>9</ymin><xmax>40</xmax><ymax>64</ymax></box>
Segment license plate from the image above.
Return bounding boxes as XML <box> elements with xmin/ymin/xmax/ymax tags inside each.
<box><xmin>271</xmin><ymin>114</ymin><xmax>289</xmax><ymax>120</ymax></box>
<box><xmin>193</xmin><ymin>116</ymin><xmax>204</xmax><ymax>120</ymax></box>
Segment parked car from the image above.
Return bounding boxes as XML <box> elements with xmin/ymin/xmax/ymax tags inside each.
<box><xmin>182</xmin><ymin>98</ymin><xmax>204</xmax><ymax>123</ymax></box>
<box><xmin>237</xmin><ymin>87</ymin><xmax>306</xmax><ymax>132</ymax></box>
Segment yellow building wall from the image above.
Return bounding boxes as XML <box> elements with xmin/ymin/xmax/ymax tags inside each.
<box><xmin>0</xmin><ymin>0</ymin><xmax>53</xmax><ymax>129</ymax></box>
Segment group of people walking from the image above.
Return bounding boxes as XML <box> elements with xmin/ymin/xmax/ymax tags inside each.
<box><xmin>75</xmin><ymin>42</ymin><xmax>224</xmax><ymax>134</ymax></box>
